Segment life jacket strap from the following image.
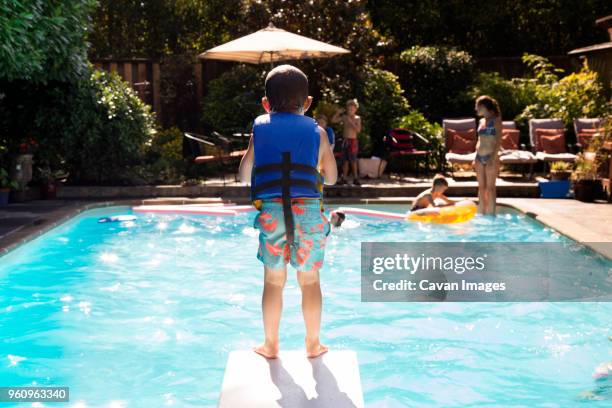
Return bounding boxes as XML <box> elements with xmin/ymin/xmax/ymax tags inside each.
<box><xmin>254</xmin><ymin>162</ymin><xmax>319</xmax><ymax>176</ymax></box>
<box><xmin>251</xmin><ymin>153</ymin><xmax>323</xmax><ymax>249</ymax></box>
<box><xmin>280</xmin><ymin>152</ymin><xmax>296</xmax><ymax>248</ymax></box>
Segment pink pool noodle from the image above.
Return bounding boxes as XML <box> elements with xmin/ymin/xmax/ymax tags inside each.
<box><xmin>132</xmin><ymin>205</ymin><xmax>238</xmax><ymax>216</ymax></box>
<box><xmin>335</xmin><ymin>206</ymin><xmax>406</xmax><ymax>220</ymax></box>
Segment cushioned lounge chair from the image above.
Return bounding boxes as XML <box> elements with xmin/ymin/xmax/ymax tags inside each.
<box><xmin>573</xmin><ymin>118</ymin><xmax>604</xmax><ymax>152</ymax></box>
<box><xmin>384</xmin><ymin>128</ymin><xmax>431</xmax><ymax>176</ymax></box>
<box><xmin>443</xmin><ymin>118</ymin><xmax>477</xmax><ymax>176</ymax></box>
<box><xmin>499</xmin><ymin>121</ymin><xmax>537</xmax><ymax>179</ymax></box>
<box><xmin>529</xmin><ymin>119</ymin><xmax>577</xmax><ymax>169</ymax></box>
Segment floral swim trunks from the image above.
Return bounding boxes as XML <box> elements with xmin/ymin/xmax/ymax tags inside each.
<box><xmin>253</xmin><ymin>198</ymin><xmax>331</xmax><ymax>272</ymax></box>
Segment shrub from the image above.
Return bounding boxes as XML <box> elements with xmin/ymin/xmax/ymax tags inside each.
<box><xmin>201</xmin><ymin>64</ymin><xmax>265</xmax><ymax>134</ymax></box>
<box><xmin>395</xmin><ymin>110</ymin><xmax>443</xmax><ymax>144</ymax></box>
<box><xmin>517</xmin><ymin>55</ymin><xmax>610</xmax><ymax>131</ymax></box>
<box><xmin>395</xmin><ymin>110</ymin><xmax>443</xmax><ymax>168</ymax></box>
<box><xmin>470</xmin><ymin>72</ymin><xmax>538</xmax><ymax>121</ymax></box>
<box><xmin>34</xmin><ymin>69</ymin><xmax>157</xmax><ymax>184</ymax></box>
<box><xmin>139</xmin><ymin>127</ymin><xmax>187</xmax><ymax>184</ymax></box>
<box><xmin>398</xmin><ymin>46</ymin><xmax>474</xmax><ymax>121</ymax></box>
<box><xmin>355</xmin><ymin>65</ymin><xmax>410</xmax><ymax>156</ymax></box>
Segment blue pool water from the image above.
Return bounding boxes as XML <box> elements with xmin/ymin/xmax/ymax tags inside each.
<box><xmin>0</xmin><ymin>205</ymin><xmax>611</xmax><ymax>407</ymax></box>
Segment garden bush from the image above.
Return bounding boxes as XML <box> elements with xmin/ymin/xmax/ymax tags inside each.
<box><xmin>395</xmin><ymin>110</ymin><xmax>443</xmax><ymax>168</ymax></box>
<box><xmin>137</xmin><ymin>127</ymin><xmax>188</xmax><ymax>184</ymax></box>
<box><xmin>398</xmin><ymin>46</ymin><xmax>474</xmax><ymax>121</ymax></box>
<box><xmin>470</xmin><ymin>72</ymin><xmax>538</xmax><ymax>122</ymax></box>
<box><xmin>315</xmin><ymin>65</ymin><xmax>409</xmax><ymax>157</ymax></box>
<box><xmin>357</xmin><ymin>66</ymin><xmax>410</xmax><ymax>156</ymax></box>
<box><xmin>33</xmin><ymin>69</ymin><xmax>156</xmax><ymax>184</ymax></box>
<box><xmin>517</xmin><ymin>55</ymin><xmax>610</xmax><ymax>131</ymax></box>
<box><xmin>201</xmin><ymin>64</ymin><xmax>265</xmax><ymax>134</ymax></box>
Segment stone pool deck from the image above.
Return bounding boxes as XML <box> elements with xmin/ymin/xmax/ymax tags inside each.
<box><xmin>0</xmin><ymin>197</ymin><xmax>610</xmax><ymax>259</ymax></box>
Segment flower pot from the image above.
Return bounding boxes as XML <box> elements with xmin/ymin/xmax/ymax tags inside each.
<box><xmin>0</xmin><ymin>188</ymin><xmax>9</xmax><ymax>206</ymax></box>
<box><xmin>539</xmin><ymin>180</ymin><xmax>570</xmax><ymax>198</ymax></box>
<box><xmin>40</xmin><ymin>182</ymin><xmax>58</xmax><ymax>199</ymax></box>
<box><xmin>574</xmin><ymin>179</ymin><xmax>602</xmax><ymax>202</ymax></box>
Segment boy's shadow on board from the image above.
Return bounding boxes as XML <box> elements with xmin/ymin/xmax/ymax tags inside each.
<box><xmin>267</xmin><ymin>357</ymin><xmax>357</xmax><ymax>408</ymax></box>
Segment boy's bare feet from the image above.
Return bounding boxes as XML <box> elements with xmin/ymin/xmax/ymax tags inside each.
<box><xmin>253</xmin><ymin>342</ymin><xmax>279</xmax><ymax>359</ymax></box>
<box><xmin>306</xmin><ymin>338</ymin><xmax>328</xmax><ymax>358</ymax></box>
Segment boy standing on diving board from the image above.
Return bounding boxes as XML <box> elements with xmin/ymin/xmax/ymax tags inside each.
<box><xmin>239</xmin><ymin>65</ymin><xmax>337</xmax><ymax>359</ymax></box>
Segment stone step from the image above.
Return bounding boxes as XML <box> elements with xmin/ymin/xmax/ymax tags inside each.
<box><xmin>218</xmin><ymin>350</ymin><xmax>364</xmax><ymax>408</ymax></box>
<box><xmin>57</xmin><ymin>182</ymin><xmax>539</xmax><ymax>199</ymax></box>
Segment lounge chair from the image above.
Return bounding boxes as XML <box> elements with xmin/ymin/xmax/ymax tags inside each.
<box><xmin>529</xmin><ymin>119</ymin><xmax>577</xmax><ymax>170</ymax></box>
<box><xmin>442</xmin><ymin>118</ymin><xmax>477</xmax><ymax>177</ymax></box>
<box><xmin>384</xmin><ymin>128</ymin><xmax>431</xmax><ymax>175</ymax></box>
<box><xmin>498</xmin><ymin>121</ymin><xmax>537</xmax><ymax>179</ymax></box>
<box><xmin>184</xmin><ymin>132</ymin><xmax>247</xmax><ymax>185</ymax></box>
<box><xmin>573</xmin><ymin>118</ymin><xmax>604</xmax><ymax>152</ymax></box>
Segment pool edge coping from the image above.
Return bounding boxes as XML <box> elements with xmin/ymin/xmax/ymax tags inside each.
<box><xmin>1</xmin><ymin>198</ymin><xmax>610</xmax><ymax>260</ymax></box>
<box><xmin>0</xmin><ymin>200</ymin><xmax>141</xmax><ymax>256</ymax></box>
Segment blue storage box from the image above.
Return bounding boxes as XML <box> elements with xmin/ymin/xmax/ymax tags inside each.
<box><xmin>539</xmin><ymin>180</ymin><xmax>571</xmax><ymax>198</ymax></box>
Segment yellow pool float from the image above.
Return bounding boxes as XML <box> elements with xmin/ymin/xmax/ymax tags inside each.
<box><xmin>406</xmin><ymin>200</ymin><xmax>477</xmax><ymax>224</ymax></box>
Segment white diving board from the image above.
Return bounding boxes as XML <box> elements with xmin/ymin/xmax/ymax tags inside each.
<box><xmin>218</xmin><ymin>350</ymin><xmax>364</xmax><ymax>408</ymax></box>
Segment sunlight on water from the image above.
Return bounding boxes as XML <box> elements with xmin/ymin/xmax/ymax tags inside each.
<box><xmin>0</xmin><ymin>205</ymin><xmax>610</xmax><ymax>407</ymax></box>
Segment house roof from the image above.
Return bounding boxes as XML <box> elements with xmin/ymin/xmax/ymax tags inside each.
<box><xmin>568</xmin><ymin>42</ymin><xmax>612</xmax><ymax>55</ymax></box>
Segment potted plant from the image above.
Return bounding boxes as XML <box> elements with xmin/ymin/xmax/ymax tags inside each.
<box><xmin>572</xmin><ymin>154</ymin><xmax>601</xmax><ymax>202</ymax></box>
<box><xmin>0</xmin><ymin>168</ymin><xmax>18</xmax><ymax>206</ymax></box>
<box><xmin>37</xmin><ymin>166</ymin><xmax>68</xmax><ymax>199</ymax></box>
<box><xmin>549</xmin><ymin>161</ymin><xmax>572</xmax><ymax>181</ymax></box>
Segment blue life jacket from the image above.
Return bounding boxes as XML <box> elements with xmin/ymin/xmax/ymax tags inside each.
<box><xmin>251</xmin><ymin>112</ymin><xmax>321</xmax><ymax>200</ymax></box>
<box><xmin>251</xmin><ymin>112</ymin><xmax>322</xmax><ymax>247</ymax></box>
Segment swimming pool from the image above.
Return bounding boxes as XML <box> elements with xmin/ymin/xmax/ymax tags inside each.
<box><xmin>0</xmin><ymin>205</ymin><xmax>610</xmax><ymax>407</ymax></box>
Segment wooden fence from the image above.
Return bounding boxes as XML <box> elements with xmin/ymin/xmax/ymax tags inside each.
<box><xmin>91</xmin><ymin>59</ymin><xmax>162</xmax><ymax>115</ymax></box>
<box><xmin>91</xmin><ymin>58</ymin><xmax>232</xmax><ymax>124</ymax></box>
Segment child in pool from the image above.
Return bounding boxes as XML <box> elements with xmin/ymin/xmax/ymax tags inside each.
<box><xmin>239</xmin><ymin>65</ymin><xmax>337</xmax><ymax>359</ymax></box>
<box><xmin>410</xmin><ymin>174</ymin><xmax>455</xmax><ymax>212</ymax></box>
<box><xmin>329</xmin><ymin>210</ymin><xmax>346</xmax><ymax>228</ymax></box>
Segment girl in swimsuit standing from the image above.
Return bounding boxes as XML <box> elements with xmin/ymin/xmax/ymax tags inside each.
<box><xmin>473</xmin><ymin>95</ymin><xmax>502</xmax><ymax>215</ymax></box>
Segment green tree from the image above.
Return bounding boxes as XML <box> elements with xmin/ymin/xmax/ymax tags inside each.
<box><xmin>399</xmin><ymin>46</ymin><xmax>474</xmax><ymax>121</ymax></box>
<box><xmin>0</xmin><ymin>0</ymin><xmax>96</xmax><ymax>82</ymax></box>
<box><xmin>237</xmin><ymin>0</ymin><xmax>383</xmax><ymax>107</ymax></box>
<box><xmin>88</xmin><ymin>0</ymin><xmax>242</xmax><ymax>59</ymax></box>
<box><xmin>201</xmin><ymin>64</ymin><xmax>266</xmax><ymax>134</ymax></box>
<box><xmin>367</xmin><ymin>0</ymin><xmax>612</xmax><ymax>57</ymax></box>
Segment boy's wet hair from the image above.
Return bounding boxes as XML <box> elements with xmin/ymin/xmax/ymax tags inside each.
<box><xmin>316</xmin><ymin>113</ymin><xmax>328</xmax><ymax>121</ymax></box>
<box><xmin>432</xmin><ymin>174</ymin><xmax>448</xmax><ymax>188</ymax></box>
<box><xmin>265</xmin><ymin>65</ymin><xmax>309</xmax><ymax>112</ymax></box>
<box><xmin>331</xmin><ymin>211</ymin><xmax>346</xmax><ymax>227</ymax></box>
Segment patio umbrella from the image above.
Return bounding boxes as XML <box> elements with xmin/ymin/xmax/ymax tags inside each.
<box><xmin>198</xmin><ymin>23</ymin><xmax>350</xmax><ymax>65</ymax></box>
